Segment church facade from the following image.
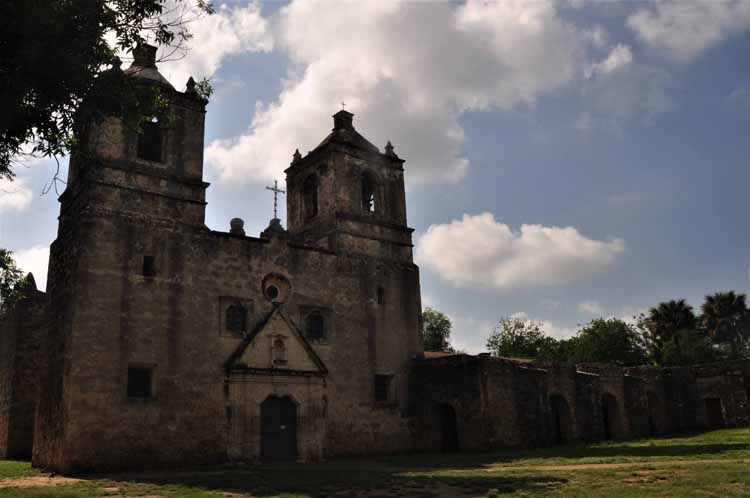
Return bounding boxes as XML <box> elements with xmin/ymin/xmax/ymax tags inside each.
<box><xmin>1</xmin><ymin>46</ymin><xmax>749</xmax><ymax>473</ymax></box>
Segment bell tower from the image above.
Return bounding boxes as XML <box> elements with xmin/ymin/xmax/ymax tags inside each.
<box><xmin>284</xmin><ymin>111</ymin><xmax>413</xmax><ymax>262</ymax></box>
<box><xmin>61</xmin><ymin>43</ymin><xmax>209</xmax><ymax>229</ymax></box>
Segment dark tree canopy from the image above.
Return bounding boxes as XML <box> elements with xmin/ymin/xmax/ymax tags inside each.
<box><xmin>641</xmin><ymin>299</ymin><xmax>696</xmax><ymax>365</ymax></box>
<box><xmin>0</xmin><ymin>249</ymin><xmax>24</xmax><ymax>312</ymax></box>
<box><xmin>422</xmin><ymin>307</ymin><xmax>453</xmax><ymax>352</ymax></box>
<box><xmin>566</xmin><ymin>318</ymin><xmax>647</xmax><ymax>366</ymax></box>
<box><xmin>0</xmin><ymin>0</ymin><xmax>213</xmax><ymax>180</ymax></box>
<box><xmin>702</xmin><ymin>291</ymin><xmax>749</xmax><ymax>357</ymax></box>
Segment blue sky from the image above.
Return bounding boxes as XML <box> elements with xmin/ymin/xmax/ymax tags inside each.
<box><xmin>3</xmin><ymin>1</ymin><xmax>750</xmax><ymax>352</ymax></box>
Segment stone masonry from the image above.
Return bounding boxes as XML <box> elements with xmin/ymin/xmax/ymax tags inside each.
<box><xmin>0</xmin><ymin>45</ymin><xmax>748</xmax><ymax>472</ymax></box>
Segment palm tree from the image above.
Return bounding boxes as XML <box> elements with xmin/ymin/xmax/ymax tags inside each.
<box><xmin>702</xmin><ymin>291</ymin><xmax>749</xmax><ymax>357</ymax></box>
<box><xmin>644</xmin><ymin>299</ymin><xmax>696</xmax><ymax>365</ymax></box>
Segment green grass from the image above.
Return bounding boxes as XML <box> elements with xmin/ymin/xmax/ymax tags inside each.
<box><xmin>0</xmin><ymin>429</ymin><xmax>749</xmax><ymax>497</ymax></box>
<box><xmin>0</xmin><ymin>461</ymin><xmax>38</xmax><ymax>480</ymax></box>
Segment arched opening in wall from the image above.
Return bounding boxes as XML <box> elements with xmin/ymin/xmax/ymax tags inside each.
<box><xmin>705</xmin><ymin>397</ymin><xmax>725</xmax><ymax>429</ymax></box>
<box><xmin>302</xmin><ymin>174</ymin><xmax>318</xmax><ymax>219</ymax></box>
<box><xmin>647</xmin><ymin>391</ymin><xmax>661</xmax><ymax>436</ymax></box>
<box><xmin>549</xmin><ymin>395</ymin><xmax>573</xmax><ymax>445</ymax></box>
<box><xmin>361</xmin><ymin>171</ymin><xmax>377</xmax><ymax>213</ymax></box>
<box><xmin>433</xmin><ymin>403</ymin><xmax>459</xmax><ymax>453</ymax></box>
<box><xmin>260</xmin><ymin>395</ymin><xmax>297</xmax><ymax>462</ymax></box>
<box><xmin>137</xmin><ymin>116</ymin><xmax>163</xmax><ymax>162</ymax></box>
<box><xmin>601</xmin><ymin>393</ymin><xmax>622</xmax><ymax>440</ymax></box>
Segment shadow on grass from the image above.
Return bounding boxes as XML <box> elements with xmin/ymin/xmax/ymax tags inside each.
<box><xmin>377</xmin><ymin>433</ymin><xmax>750</xmax><ymax>470</ymax></box>
<box><xmin>90</xmin><ymin>465</ymin><xmax>566</xmax><ymax>498</ymax></box>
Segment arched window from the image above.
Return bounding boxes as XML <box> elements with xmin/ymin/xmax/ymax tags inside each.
<box><xmin>226</xmin><ymin>303</ymin><xmax>247</xmax><ymax>332</ymax></box>
<box><xmin>137</xmin><ymin>116</ymin><xmax>163</xmax><ymax>162</ymax></box>
<box><xmin>272</xmin><ymin>338</ymin><xmax>287</xmax><ymax>366</ymax></box>
<box><xmin>302</xmin><ymin>174</ymin><xmax>318</xmax><ymax>219</ymax></box>
<box><xmin>361</xmin><ymin>172</ymin><xmax>377</xmax><ymax>213</ymax></box>
<box><xmin>305</xmin><ymin>312</ymin><xmax>325</xmax><ymax>341</ymax></box>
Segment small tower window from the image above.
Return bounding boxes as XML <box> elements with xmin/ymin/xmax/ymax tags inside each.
<box><xmin>127</xmin><ymin>365</ymin><xmax>154</xmax><ymax>399</ymax></box>
<box><xmin>374</xmin><ymin>374</ymin><xmax>392</xmax><ymax>403</ymax></box>
<box><xmin>137</xmin><ymin>117</ymin><xmax>163</xmax><ymax>163</ymax></box>
<box><xmin>377</xmin><ymin>286</ymin><xmax>386</xmax><ymax>305</ymax></box>
<box><xmin>226</xmin><ymin>303</ymin><xmax>247</xmax><ymax>333</ymax></box>
<box><xmin>305</xmin><ymin>312</ymin><xmax>325</xmax><ymax>341</ymax></box>
<box><xmin>142</xmin><ymin>255</ymin><xmax>156</xmax><ymax>278</ymax></box>
<box><xmin>302</xmin><ymin>174</ymin><xmax>318</xmax><ymax>219</ymax></box>
<box><xmin>272</xmin><ymin>337</ymin><xmax>287</xmax><ymax>366</ymax></box>
<box><xmin>362</xmin><ymin>171</ymin><xmax>377</xmax><ymax>213</ymax></box>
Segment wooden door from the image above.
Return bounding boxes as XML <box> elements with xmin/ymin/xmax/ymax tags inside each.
<box><xmin>261</xmin><ymin>396</ymin><xmax>298</xmax><ymax>462</ymax></box>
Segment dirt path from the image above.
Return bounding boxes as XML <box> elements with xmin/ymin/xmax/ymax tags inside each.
<box><xmin>0</xmin><ymin>475</ymin><xmax>82</xmax><ymax>488</ymax></box>
<box><xmin>486</xmin><ymin>457</ymin><xmax>750</xmax><ymax>471</ymax></box>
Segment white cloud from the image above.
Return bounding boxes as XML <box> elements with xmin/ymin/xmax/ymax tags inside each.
<box><xmin>577</xmin><ymin>62</ymin><xmax>677</xmax><ymax>133</ymax></box>
<box><xmin>578</xmin><ymin>300</ymin><xmax>605</xmax><ymax>315</ymax></box>
<box><xmin>509</xmin><ymin>311</ymin><xmax>577</xmax><ymax>340</ymax></box>
<box><xmin>628</xmin><ymin>1</ymin><xmax>750</xmax><ymax>62</ymax></box>
<box><xmin>154</xmin><ymin>1</ymin><xmax>273</xmax><ymax>88</ymax></box>
<box><xmin>0</xmin><ymin>177</ymin><xmax>33</xmax><ymax>213</ymax></box>
<box><xmin>415</xmin><ymin>212</ymin><xmax>625</xmax><ymax>291</ymax></box>
<box><xmin>587</xmin><ymin>44</ymin><xmax>632</xmax><ymax>78</ymax></box>
<box><xmin>13</xmin><ymin>245</ymin><xmax>50</xmax><ymax>292</ymax></box>
<box><xmin>449</xmin><ymin>314</ymin><xmax>495</xmax><ymax>355</ymax></box>
<box><xmin>205</xmin><ymin>0</ymin><xmax>601</xmax><ymax>185</ymax></box>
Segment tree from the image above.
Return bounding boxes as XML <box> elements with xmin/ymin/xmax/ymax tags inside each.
<box><xmin>422</xmin><ymin>307</ymin><xmax>454</xmax><ymax>352</ymax></box>
<box><xmin>642</xmin><ymin>299</ymin><xmax>696</xmax><ymax>365</ymax></box>
<box><xmin>701</xmin><ymin>291</ymin><xmax>750</xmax><ymax>358</ymax></box>
<box><xmin>660</xmin><ymin>329</ymin><xmax>720</xmax><ymax>366</ymax></box>
<box><xmin>566</xmin><ymin>318</ymin><xmax>647</xmax><ymax>366</ymax></box>
<box><xmin>0</xmin><ymin>249</ymin><xmax>23</xmax><ymax>312</ymax></box>
<box><xmin>486</xmin><ymin>316</ymin><xmax>561</xmax><ymax>360</ymax></box>
<box><xmin>0</xmin><ymin>0</ymin><xmax>213</xmax><ymax>180</ymax></box>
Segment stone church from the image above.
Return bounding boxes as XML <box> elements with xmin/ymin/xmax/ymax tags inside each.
<box><xmin>1</xmin><ymin>45</ymin><xmax>749</xmax><ymax>473</ymax></box>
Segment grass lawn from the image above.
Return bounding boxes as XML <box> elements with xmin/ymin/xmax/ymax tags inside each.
<box><xmin>0</xmin><ymin>429</ymin><xmax>749</xmax><ymax>497</ymax></box>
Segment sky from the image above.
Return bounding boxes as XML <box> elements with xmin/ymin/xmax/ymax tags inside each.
<box><xmin>3</xmin><ymin>0</ymin><xmax>750</xmax><ymax>353</ymax></box>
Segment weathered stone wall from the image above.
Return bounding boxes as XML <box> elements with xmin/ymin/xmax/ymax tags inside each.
<box><xmin>412</xmin><ymin>357</ymin><xmax>750</xmax><ymax>454</ymax></box>
<box><xmin>29</xmin><ymin>75</ymin><xmax>421</xmax><ymax>471</ymax></box>
<box><xmin>0</xmin><ymin>285</ymin><xmax>47</xmax><ymax>459</ymax></box>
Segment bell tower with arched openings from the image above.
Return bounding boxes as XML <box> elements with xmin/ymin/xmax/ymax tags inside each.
<box><xmin>285</xmin><ymin>110</ymin><xmax>413</xmax><ymax>262</ymax></box>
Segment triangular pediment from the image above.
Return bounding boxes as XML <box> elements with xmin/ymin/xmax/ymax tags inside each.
<box><xmin>225</xmin><ymin>306</ymin><xmax>327</xmax><ymax>376</ymax></box>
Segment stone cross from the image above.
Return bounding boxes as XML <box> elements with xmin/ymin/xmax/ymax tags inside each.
<box><xmin>265</xmin><ymin>180</ymin><xmax>286</xmax><ymax>219</ymax></box>
<box><xmin>341</xmin><ymin>101</ymin><xmax>346</xmax><ymax>111</ymax></box>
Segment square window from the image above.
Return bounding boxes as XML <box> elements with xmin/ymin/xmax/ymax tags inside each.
<box><xmin>374</xmin><ymin>374</ymin><xmax>392</xmax><ymax>403</ymax></box>
<box><xmin>127</xmin><ymin>366</ymin><xmax>153</xmax><ymax>399</ymax></box>
<box><xmin>142</xmin><ymin>255</ymin><xmax>156</xmax><ymax>278</ymax></box>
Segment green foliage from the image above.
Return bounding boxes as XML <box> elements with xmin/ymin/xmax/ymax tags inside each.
<box><xmin>661</xmin><ymin>328</ymin><xmax>720</xmax><ymax>366</ymax></box>
<box><xmin>486</xmin><ymin>316</ymin><xmax>562</xmax><ymax>360</ymax></box>
<box><xmin>422</xmin><ymin>307</ymin><xmax>454</xmax><ymax>352</ymax></box>
<box><xmin>194</xmin><ymin>77</ymin><xmax>215</xmax><ymax>101</ymax></box>
<box><xmin>0</xmin><ymin>0</ymin><xmax>213</xmax><ymax>179</ymax></box>
<box><xmin>0</xmin><ymin>248</ymin><xmax>23</xmax><ymax>312</ymax></box>
<box><xmin>702</xmin><ymin>291</ymin><xmax>749</xmax><ymax>357</ymax></box>
<box><xmin>566</xmin><ymin>318</ymin><xmax>648</xmax><ymax>366</ymax></box>
<box><xmin>640</xmin><ymin>299</ymin><xmax>697</xmax><ymax>365</ymax></box>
